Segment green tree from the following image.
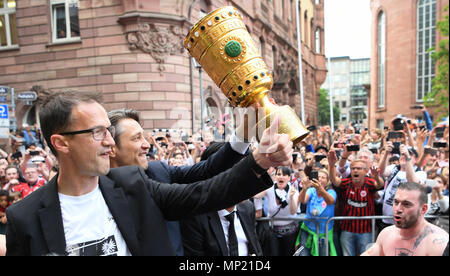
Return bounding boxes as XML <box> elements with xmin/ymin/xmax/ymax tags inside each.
<box><xmin>424</xmin><ymin>5</ymin><xmax>449</xmax><ymax>122</ymax></box>
<box><xmin>318</xmin><ymin>88</ymin><xmax>340</xmax><ymax>126</ymax></box>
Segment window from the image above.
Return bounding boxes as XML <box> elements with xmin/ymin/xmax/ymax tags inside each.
<box><xmin>416</xmin><ymin>0</ymin><xmax>436</xmax><ymax>101</ymax></box>
<box><xmin>315</xmin><ymin>28</ymin><xmax>321</xmax><ymax>54</ymax></box>
<box><xmin>376</xmin><ymin>119</ymin><xmax>384</xmax><ymax>129</ymax></box>
<box><xmin>377</xmin><ymin>11</ymin><xmax>385</xmax><ymax>108</ymax></box>
<box><xmin>0</xmin><ymin>0</ymin><xmax>18</xmax><ymax>48</ymax></box>
<box><xmin>51</xmin><ymin>0</ymin><xmax>80</xmax><ymax>42</ymax></box>
<box><xmin>303</xmin><ymin>11</ymin><xmax>308</xmax><ymax>46</ymax></box>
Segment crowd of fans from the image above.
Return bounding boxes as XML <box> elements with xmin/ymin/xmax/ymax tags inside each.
<box><xmin>0</xmin><ymin>106</ymin><xmax>448</xmax><ymax>256</ymax></box>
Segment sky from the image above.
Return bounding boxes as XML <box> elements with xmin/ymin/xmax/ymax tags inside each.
<box><xmin>324</xmin><ymin>0</ymin><xmax>372</xmax><ymax>59</ymax></box>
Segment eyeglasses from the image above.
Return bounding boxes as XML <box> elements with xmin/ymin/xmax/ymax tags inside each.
<box><xmin>59</xmin><ymin>125</ymin><xmax>115</xmax><ymax>141</ymax></box>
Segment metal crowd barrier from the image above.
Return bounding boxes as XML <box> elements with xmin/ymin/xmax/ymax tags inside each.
<box><xmin>256</xmin><ymin>216</ymin><xmax>321</xmax><ymax>251</ymax></box>
<box><xmin>257</xmin><ymin>214</ymin><xmax>447</xmax><ymax>256</ymax></box>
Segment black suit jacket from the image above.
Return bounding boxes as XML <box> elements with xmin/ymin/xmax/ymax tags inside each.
<box><xmin>5</xmin><ymin>154</ymin><xmax>272</xmax><ymax>256</ymax></box>
<box><xmin>180</xmin><ymin>200</ymin><xmax>263</xmax><ymax>256</ymax></box>
<box><xmin>146</xmin><ymin>142</ymin><xmax>247</xmax><ymax>255</ymax></box>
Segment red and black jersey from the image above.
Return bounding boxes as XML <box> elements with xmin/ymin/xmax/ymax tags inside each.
<box><xmin>337</xmin><ymin>177</ymin><xmax>377</xmax><ymax>233</ymax></box>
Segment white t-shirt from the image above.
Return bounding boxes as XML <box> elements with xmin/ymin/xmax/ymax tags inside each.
<box><xmin>265</xmin><ymin>184</ymin><xmax>298</xmax><ymax>226</ymax></box>
<box><xmin>58</xmin><ymin>185</ymin><xmax>131</xmax><ymax>256</ymax></box>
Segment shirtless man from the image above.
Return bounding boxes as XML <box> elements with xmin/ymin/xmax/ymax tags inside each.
<box><xmin>362</xmin><ymin>182</ymin><xmax>448</xmax><ymax>256</ymax></box>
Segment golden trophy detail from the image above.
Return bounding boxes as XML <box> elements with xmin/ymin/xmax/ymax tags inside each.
<box><xmin>184</xmin><ymin>6</ymin><xmax>309</xmax><ymax>145</ymax></box>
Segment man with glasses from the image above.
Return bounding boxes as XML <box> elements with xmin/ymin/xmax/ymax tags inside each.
<box><xmin>5</xmin><ymin>90</ymin><xmax>293</xmax><ymax>256</ymax></box>
<box><xmin>328</xmin><ymin>155</ymin><xmax>384</xmax><ymax>256</ymax></box>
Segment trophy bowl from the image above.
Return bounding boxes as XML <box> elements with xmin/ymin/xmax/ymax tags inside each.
<box><xmin>184</xmin><ymin>6</ymin><xmax>309</xmax><ymax>145</ymax></box>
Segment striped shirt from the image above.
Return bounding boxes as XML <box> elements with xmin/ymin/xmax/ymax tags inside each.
<box><xmin>337</xmin><ymin>177</ymin><xmax>377</xmax><ymax>233</ymax></box>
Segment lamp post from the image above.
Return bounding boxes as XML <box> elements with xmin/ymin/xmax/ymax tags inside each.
<box><xmin>295</xmin><ymin>0</ymin><xmax>305</xmax><ymax>122</ymax></box>
<box><xmin>327</xmin><ymin>57</ymin><xmax>334</xmax><ymax>132</ymax></box>
<box><xmin>192</xmin><ymin>58</ymin><xmax>204</xmax><ymax>133</ymax></box>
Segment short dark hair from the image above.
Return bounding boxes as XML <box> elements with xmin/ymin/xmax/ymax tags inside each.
<box><xmin>397</xmin><ymin>182</ymin><xmax>427</xmax><ymax>205</ymax></box>
<box><xmin>39</xmin><ymin>90</ymin><xmax>102</xmax><ymax>156</ymax></box>
<box><xmin>107</xmin><ymin>109</ymin><xmax>140</xmax><ymax>146</ymax></box>
<box><xmin>276</xmin><ymin>166</ymin><xmax>292</xmax><ymax>176</ymax></box>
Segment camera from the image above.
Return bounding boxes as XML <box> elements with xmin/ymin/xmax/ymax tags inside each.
<box><xmin>393</xmin><ymin>117</ymin><xmax>406</xmax><ymax>131</ymax></box>
<box><xmin>391</xmin><ymin>142</ymin><xmax>401</xmax><ymax>155</ymax></box>
<box><xmin>387</xmin><ymin>131</ymin><xmax>403</xmax><ymax>141</ymax></box>
<box><xmin>11</xmin><ymin>152</ymin><xmax>22</xmax><ymax>159</ymax></box>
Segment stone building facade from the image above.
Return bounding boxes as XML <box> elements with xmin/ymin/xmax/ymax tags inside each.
<box><xmin>369</xmin><ymin>0</ymin><xmax>448</xmax><ymax>129</ymax></box>
<box><xmin>0</xmin><ymin>0</ymin><xmax>326</xmax><ymax>138</ymax></box>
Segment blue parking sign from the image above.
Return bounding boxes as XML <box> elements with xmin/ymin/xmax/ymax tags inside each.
<box><xmin>0</xmin><ymin>104</ymin><xmax>8</xmax><ymax>119</ymax></box>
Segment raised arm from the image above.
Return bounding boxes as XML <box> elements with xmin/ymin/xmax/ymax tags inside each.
<box><xmin>327</xmin><ymin>149</ymin><xmax>342</xmax><ymax>187</ymax></box>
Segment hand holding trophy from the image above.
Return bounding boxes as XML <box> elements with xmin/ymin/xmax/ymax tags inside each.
<box><xmin>184</xmin><ymin>6</ymin><xmax>309</xmax><ymax>145</ymax></box>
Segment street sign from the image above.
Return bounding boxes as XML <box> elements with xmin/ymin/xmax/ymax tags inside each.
<box><xmin>17</xmin><ymin>91</ymin><xmax>37</xmax><ymax>101</ymax></box>
<box><xmin>0</xmin><ymin>87</ymin><xmax>8</xmax><ymax>94</ymax></box>
<box><xmin>0</xmin><ymin>104</ymin><xmax>8</xmax><ymax>119</ymax></box>
<box><xmin>0</xmin><ymin>96</ymin><xmax>6</xmax><ymax>102</ymax></box>
<box><xmin>0</xmin><ymin>104</ymin><xmax>9</xmax><ymax>138</ymax></box>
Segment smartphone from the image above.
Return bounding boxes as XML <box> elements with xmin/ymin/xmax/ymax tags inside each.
<box><xmin>334</xmin><ymin>142</ymin><xmax>344</xmax><ymax>149</ymax></box>
<box><xmin>310</xmin><ymin>170</ymin><xmax>319</xmax><ymax>181</ymax></box>
<box><xmin>433</xmin><ymin>141</ymin><xmax>447</xmax><ymax>148</ymax></box>
<box><xmin>412</xmin><ymin>105</ymin><xmax>423</xmax><ymax>109</ymax></box>
<box><xmin>346</xmin><ymin>145</ymin><xmax>360</xmax><ymax>152</ymax></box>
<box><xmin>29</xmin><ymin>150</ymin><xmax>40</xmax><ymax>156</ymax></box>
<box><xmin>424</xmin><ymin>147</ymin><xmax>437</xmax><ymax>155</ymax></box>
<box><xmin>435</xmin><ymin>127</ymin><xmax>445</xmax><ymax>138</ymax></box>
<box><xmin>292</xmin><ymin>153</ymin><xmax>298</xmax><ymax>162</ymax></box>
<box><xmin>369</xmin><ymin>148</ymin><xmax>378</xmax><ymax>154</ymax></box>
<box><xmin>314</xmin><ymin>155</ymin><xmax>327</xmax><ymax>162</ymax></box>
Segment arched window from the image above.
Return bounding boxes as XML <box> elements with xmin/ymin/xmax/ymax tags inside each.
<box><xmin>272</xmin><ymin>45</ymin><xmax>277</xmax><ymax>71</ymax></box>
<box><xmin>416</xmin><ymin>0</ymin><xmax>436</xmax><ymax>101</ymax></box>
<box><xmin>304</xmin><ymin>11</ymin><xmax>308</xmax><ymax>46</ymax></box>
<box><xmin>259</xmin><ymin>37</ymin><xmax>265</xmax><ymax>57</ymax></box>
<box><xmin>377</xmin><ymin>11</ymin><xmax>385</xmax><ymax>108</ymax></box>
<box><xmin>315</xmin><ymin>28</ymin><xmax>321</xmax><ymax>54</ymax></box>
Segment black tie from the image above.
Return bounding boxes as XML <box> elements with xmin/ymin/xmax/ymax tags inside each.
<box><xmin>225</xmin><ymin>212</ymin><xmax>239</xmax><ymax>256</ymax></box>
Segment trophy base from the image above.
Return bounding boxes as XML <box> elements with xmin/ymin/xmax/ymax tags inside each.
<box><xmin>255</xmin><ymin>105</ymin><xmax>309</xmax><ymax>146</ymax></box>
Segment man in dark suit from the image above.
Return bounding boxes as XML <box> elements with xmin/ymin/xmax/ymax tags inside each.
<box><xmin>107</xmin><ymin>109</ymin><xmax>250</xmax><ymax>255</ymax></box>
<box><xmin>5</xmin><ymin>91</ymin><xmax>293</xmax><ymax>256</ymax></box>
<box><xmin>181</xmin><ymin>200</ymin><xmax>262</xmax><ymax>256</ymax></box>
<box><xmin>180</xmin><ymin>142</ymin><xmax>263</xmax><ymax>256</ymax></box>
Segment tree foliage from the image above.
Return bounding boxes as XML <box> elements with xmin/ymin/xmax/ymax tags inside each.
<box><xmin>424</xmin><ymin>5</ymin><xmax>449</xmax><ymax>122</ymax></box>
<box><xmin>318</xmin><ymin>88</ymin><xmax>340</xmax><ymax>126</ymax></box>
